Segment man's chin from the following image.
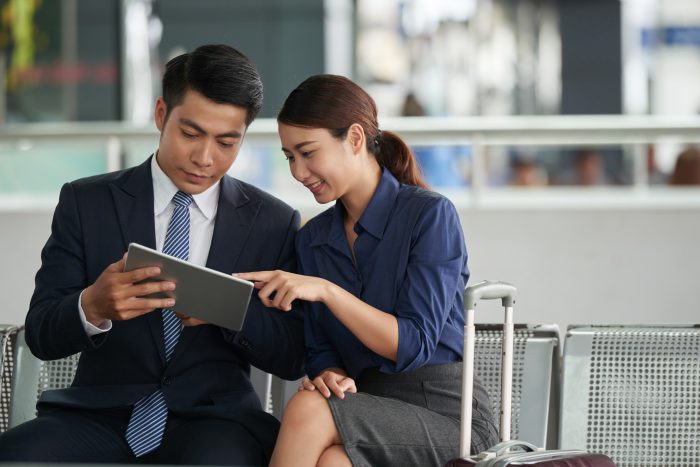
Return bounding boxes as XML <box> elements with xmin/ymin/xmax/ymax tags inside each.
<box><xmin>176</xmin><ymin>180</ymin><xmax>211</xmax><ymax>195</ymax></box>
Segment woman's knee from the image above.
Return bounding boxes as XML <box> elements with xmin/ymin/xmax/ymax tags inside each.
<box><xmin>281</xmin><ymin>390</ymin><xmax>333</xmax><ymax>428</ymax></box>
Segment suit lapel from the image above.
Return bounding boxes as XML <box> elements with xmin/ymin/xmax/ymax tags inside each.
<box><xmin>110</xmin><ymin>157</ymin><xmax>165</xmax><ymax>363</ymax></box>
<box><xmin>171</xmin><ymin>176</ymin><xmax>261</xmax><ymax>360</ymax></box>
<box><xmin>206</xmin><ymin>176</ymin><xmax>259</xmax><ymax>273</ymax></box>
<box><xmin>110</xmin><ymin>158</ymin><xmax>156</xmax><ymax>251</ymax></box>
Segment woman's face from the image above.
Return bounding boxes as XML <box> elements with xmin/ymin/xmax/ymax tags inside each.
<box><xmin>278</xmin><ymin>123</ymin><xmax>358</xmax><ymax>204</ymax></box>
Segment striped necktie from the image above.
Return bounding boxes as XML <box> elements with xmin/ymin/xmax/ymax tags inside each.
<box><xmin>126</xmin><ymin>190</ymin><xmax>193</xmax><ymax>457</ymax></box>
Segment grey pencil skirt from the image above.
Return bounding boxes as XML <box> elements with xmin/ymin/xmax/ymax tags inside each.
<box><xmin>327</xmin><ymin>362</ymin><xmax>498</xmax><ymax>467</ymax></box>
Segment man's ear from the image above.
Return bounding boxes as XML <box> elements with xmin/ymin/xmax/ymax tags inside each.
<box><xmin>347</xmin><ymin>123</ymin><xmax>365</xmax><ymax>155</ymax></box>
<box><xmin>154</xmin><ymin>97</ymin><xmax>167</xmax><ymax>131</ymax></box>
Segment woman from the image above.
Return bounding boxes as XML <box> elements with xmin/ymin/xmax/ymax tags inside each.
<box><xmin>237</xmin><ymin>75</ymin><xmax>498</xmax><ymax>467</ymax></box>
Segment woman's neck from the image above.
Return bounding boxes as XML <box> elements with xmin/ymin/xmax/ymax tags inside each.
<box><xmin>341</xmin><ymin>160</ymin><xmax>382</xmax><ymax>223</ymax></box>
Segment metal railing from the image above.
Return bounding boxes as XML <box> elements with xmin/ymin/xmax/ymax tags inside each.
<box><xmin>2</xmin><ymin>115</ymin><xmax>700</xmax><ymax>210</ymax></box>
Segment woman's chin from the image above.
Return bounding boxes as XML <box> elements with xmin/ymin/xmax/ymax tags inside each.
<box><xmin>312</xmin><ymin>192</ymin><xmax>335</xmax><ymax>205</ymax></box>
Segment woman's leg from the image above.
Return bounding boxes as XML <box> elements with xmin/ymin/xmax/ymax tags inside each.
<box><xmin>270</xmin><ymin>390</ymin><xmax>350</xmax><ymax>467</ymax></box>
<box><xmin>317</xmin><ymin>445</ymin><xmax>352</xmax><ymax>467</ymax></box>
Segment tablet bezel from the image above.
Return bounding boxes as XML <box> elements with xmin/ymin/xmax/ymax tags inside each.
<box><xmin>124</xmin><ymin>243</ymin><xmax>253</xmax><ymax>331</ymax></box>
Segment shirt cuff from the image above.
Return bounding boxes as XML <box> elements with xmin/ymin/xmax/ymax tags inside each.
<box><xmin>382</xmin><ymin>317</ymin><xmax>422</xmax><ymax>373</ymax></box>
<box><xmin>78</xmin><ymin>289</ymin><xmax>112</xmax><ymax>336</ymax></box>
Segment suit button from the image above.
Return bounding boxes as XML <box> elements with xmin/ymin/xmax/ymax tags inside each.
<box><xmin>240</xmin><ymin>337</ymin><xmax>252</xmax><ymax>350</ymax></box>
<box><xmin>161</xmin><ymin>376</ymin><xmax>171</xmax><ymax>386</ymax></box>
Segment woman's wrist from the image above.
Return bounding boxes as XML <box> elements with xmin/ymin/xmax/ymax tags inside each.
<box><xmin>319</xmin><ymin>278</ymin><xmax>339</xmax><ymax>305</ymax></box>
<box><xmin>321</xmin><ymin>366</ymin><xmax>347</xmax><ymax>376</ymax></box>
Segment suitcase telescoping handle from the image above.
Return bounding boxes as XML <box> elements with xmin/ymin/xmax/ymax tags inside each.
<box><xmin>460</xmin><ymin>280</ymin><xmax>517</xmax><ymax>459</ymax></box>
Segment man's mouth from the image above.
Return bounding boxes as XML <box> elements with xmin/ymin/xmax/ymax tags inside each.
<box><xmin>184</xmin><ymin>170</ymin><xmax>208</xmax><ymax>182</ymax></box>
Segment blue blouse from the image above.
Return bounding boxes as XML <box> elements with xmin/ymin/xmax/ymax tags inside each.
<box><xmin>297</xmin><ymin>169</ymin><xmax>468</xmax><ymax>379</ymax></box>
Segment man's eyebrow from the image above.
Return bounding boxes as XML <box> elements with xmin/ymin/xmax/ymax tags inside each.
<box><xmin>179</xmin><ymin>118</ymin><xmax>243</xmax><ymax>139</ymax></box>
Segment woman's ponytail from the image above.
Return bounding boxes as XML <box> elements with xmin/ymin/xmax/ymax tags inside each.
<box><xmin>373</xmin><ymin>130</ymin><xmax>428</xmax><ymax>189</ymax></box>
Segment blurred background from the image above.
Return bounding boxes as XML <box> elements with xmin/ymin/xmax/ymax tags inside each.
<box><xmin>1</xmin><ymin>0</ymin><xmax>700</xmax><ymax>331</ymax></box>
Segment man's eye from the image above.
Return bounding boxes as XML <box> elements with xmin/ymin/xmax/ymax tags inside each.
<box><xmin>182</xmin><ymin>131</ymin><xmax>196</xmax><ymax>139</ymax></box>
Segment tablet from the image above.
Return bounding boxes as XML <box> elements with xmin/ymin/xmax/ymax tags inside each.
<box><xmin>124</xmin><ymin>243</ymin><xmax>253</xmax><ymax>331</ymax></box>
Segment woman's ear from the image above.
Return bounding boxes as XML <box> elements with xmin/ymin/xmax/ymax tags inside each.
<box><xmin>347</xmin><ymin>123</ymin><xmax>365</xmax><ymax>155</ymax></box>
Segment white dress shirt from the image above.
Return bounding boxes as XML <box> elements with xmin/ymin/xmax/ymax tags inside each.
<box><xmin>79</xmin><ymin>154</ymin><xmax>220</xmax><ymax>335</ymax></box>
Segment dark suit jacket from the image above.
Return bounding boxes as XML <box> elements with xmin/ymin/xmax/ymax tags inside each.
<box><xmin>25</xmin><ymin>157</ymin><xmax>305</xmax><ymax>447</ymax></box>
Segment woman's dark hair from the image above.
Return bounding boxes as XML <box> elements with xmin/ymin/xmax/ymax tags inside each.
<box><xmin>277</xmin><ymin>74</ymin><xmax>428</xmax><ymax>189</ymax></box>
<box><xmin>162</xmin><ymin>44</ymin><xmax>263</xmax><ymax>126</ymax></box>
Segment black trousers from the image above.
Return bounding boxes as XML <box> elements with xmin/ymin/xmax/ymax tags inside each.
<box><xmin>0</xmin><ymin>406</ymin><xmax>269</xmax><ymax>465</ymax></box>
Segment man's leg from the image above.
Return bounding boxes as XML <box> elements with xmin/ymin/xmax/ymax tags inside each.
<box><xmin>156</xmin><ymin>418</ymin><xmax>268</xmax><ymax>466</ymax></box>
<box><xmin>0</xmin><ymin>408</ymin><xmax>135</xmax><ymax>463</ymax></box>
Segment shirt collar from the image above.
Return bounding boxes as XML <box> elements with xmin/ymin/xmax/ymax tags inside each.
<box><xmin>151</xmin><ymin>153</ymin><xmax>219</xmax><ymax>220</ymax></box>
<box><xmin>355</xmin><ymin>168</ymin><xmax>400</xmax><ymax>239</ymax></box>
<box><xmin>312</xmin><ymin>168</ymin><xmax>400</xmax><ymax>248</ymax></box>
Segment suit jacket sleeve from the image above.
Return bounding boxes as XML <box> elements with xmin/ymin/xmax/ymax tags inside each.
<box><xmin>25</xmin><ymin>182</ymin><xmax>108</xmax><ymax>360</ymax></box>
<box><xmin>223</xmin><ymin>209</ymin><xmax>306</xmax><ymax>380</ymax></box>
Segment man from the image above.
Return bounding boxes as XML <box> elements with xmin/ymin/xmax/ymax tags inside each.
<box><xmin>0</xmin><ymin>44</ymin><xmax>305</xmax><ymax>465</ymax></box>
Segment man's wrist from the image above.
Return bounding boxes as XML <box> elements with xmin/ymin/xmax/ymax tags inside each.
<box><xmin>80</xmin><ymin>287</ymin><xmax>105</xmax><ymax>327</ymax></box>
<box><xmin>79</xmin><ymin>289</ymin><xmax>111</xmax><ymax>336</ymax></box>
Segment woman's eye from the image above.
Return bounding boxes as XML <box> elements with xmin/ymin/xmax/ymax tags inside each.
<box><xmin>301</xmin><ymin>151</ymin><xmax>313</xmax><ymax>157</ymax></box>
<box><xmin>285</xmin><ymin>154</ymin><xmax>294</xmax><ymax>162</ymax></box>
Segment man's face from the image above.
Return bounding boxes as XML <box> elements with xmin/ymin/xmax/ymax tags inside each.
<box><xmin>154</xmin><ymin>89</ymin><xmax>248</xmax><ymax>194</ymax></box>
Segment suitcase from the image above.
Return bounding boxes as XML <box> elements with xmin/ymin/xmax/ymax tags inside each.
<box><xmin>445</xmin><ymin>281</ymin><xmax>616</xmax><ymax>467</ymax></box>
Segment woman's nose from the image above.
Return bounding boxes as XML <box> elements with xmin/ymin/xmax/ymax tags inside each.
<box><xmin>291</xmin><ymin>160</ymin><xmax>309</xmax><ymax>181</ymax></box>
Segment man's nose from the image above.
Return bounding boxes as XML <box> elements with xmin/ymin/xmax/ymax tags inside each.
<box><xmin>192</xmin><ymin>140</ymin><xmax>214</xmax><ymax>166</ymax></box>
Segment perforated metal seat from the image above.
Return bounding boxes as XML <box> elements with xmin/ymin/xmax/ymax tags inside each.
<box><xmin>9</xmin><ymin>329</ymin><xmax>80</xmax><ymax>428</ymax></box>
<box><xmin>0</xmin><ymin>324</ymin><xmax>21</xmax><ymax>433</ymax></box>
<box><xmin>560</xmin><ymin>325</ymin><xmax>700</xmax><ymax>467</ymax></box>
<box><xmin>473</xmin><ymin>323</ymin><xmax>560</xmax><ymax>449</ymax></box>
<box><xmin>7</xmin><ymin>329</ymin><xmax>273</xmax><ymax>429</ymax></box>
<box><xmin>250</xmin><ymin>366</ymin><xmax>273</xmax><ymax>414</ymax></box>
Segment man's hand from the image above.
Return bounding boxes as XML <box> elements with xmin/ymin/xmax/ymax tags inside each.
<box><xmin>81</xmin><ymin>254</ymin><xmax>177</xmax><ymax>326</ymax></box>
<box><xmin>299</xmin><ymin>367</ymin><xmax>357</xmax><ymax>399</ymax></box>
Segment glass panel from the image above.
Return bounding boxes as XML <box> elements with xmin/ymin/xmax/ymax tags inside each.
<box><xmin>412</xmin><ymin>144</ymin><xmax>471</xmax><ymax>188</ymax></box>
<box><xmin>123</xmin><ymin>138</ymin><xmax>159</xmax><ymax>168</ymax></box>
<box><xmin>0</xmin><ymin>141</ymin><xmax>107</xmax><ymax>193</ymax></box>
<box><xmin>485</xmin><ymin>145</ymin><xmax>631</xmax><ymax>187</ymax></box>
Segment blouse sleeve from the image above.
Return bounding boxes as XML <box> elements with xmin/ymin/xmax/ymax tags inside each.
<box><xmin>295</xmin><ymin>231</ymin><xmax>346</xmax><ymax>379</ymax></box>
<box><xmin>381</xmin><ymin>196</ymin><xmax>468</xmax><ymax>373</ymax></box>
<box><xmin>303</xmin><ymin>308</ymin><xmax>346</xmax><ymax>379</ymax></box>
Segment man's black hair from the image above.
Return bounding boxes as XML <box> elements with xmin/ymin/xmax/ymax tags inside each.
<box><xmin>161</xmin><ymin>44</ymin><xmax>263</xmax><ymax>126</ymax></box>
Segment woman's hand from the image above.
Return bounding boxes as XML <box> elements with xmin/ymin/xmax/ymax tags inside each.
<box><xmin>299</xmin><ymin>367</ymin><xmax>357</xmax><ymax>399</ymax></box>
<box><xmin>175</xmin><ymin>312</ymin><xmax>208</xmax><ymax>327</ymax></box>
<box><xmin>235</xmin><ymin>270</ymin><xmax>332</xmax><ymax>311</ymax></box>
